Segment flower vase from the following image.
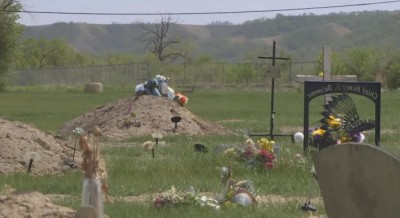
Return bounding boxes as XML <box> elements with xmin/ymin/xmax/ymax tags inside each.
<box><xmin>81</xmin><ymin>177</ymin><xmax>104</xmax><ymax>218</ymax></box>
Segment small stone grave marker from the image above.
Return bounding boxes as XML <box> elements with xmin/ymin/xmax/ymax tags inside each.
<box><xmin>76</xmin><ymin>205</ymin><xmax>98</xmax><ymax>218</ymax></box>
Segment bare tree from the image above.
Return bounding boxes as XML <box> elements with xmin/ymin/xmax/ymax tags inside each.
<box><xmin>141</xmin><ymin>15</ymin><xmax>190</xmax><ymax>62</ymax></box>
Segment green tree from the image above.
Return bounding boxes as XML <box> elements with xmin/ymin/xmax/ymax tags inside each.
<box><xmin>20</xmin><ymin>38</ymin><xmax>77</xmax><ymax>68</ymax></box>
<box><xmin>343</xmin><ymin>48</ymin><xmax>377</xmax><ymax>81</ymax></box>
<box><xmin>385</xmin><ymin>52</ymin><xmax>400</xmax><ymax>90</ymax></box>
<box><xmin>0</xmin><ymin>0</ymin><xmax>23</xmax><ymax>90</ymax></box>
<box><xmin>315</xmin><ymin>48</ymin><xmax>378</xmax><ymax>81</ymax></box>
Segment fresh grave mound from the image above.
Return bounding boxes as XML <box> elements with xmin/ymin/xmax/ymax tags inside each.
<box><xmin>0</xmin><ymin>117</ymin><xmax>80</xmax><ymax>175</ymax></box>
<box><xmin>59</xmin><ymin>95</ymin><xmax>234</xmax><ymax>141</ymax></box>
<box><xmin>0</xmin><ymin>188</ymin><xmax>76</xmax><ymax>218</ymax></box>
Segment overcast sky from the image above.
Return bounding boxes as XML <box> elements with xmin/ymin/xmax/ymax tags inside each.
<box><xmin>18</xmin><ymin>0</ymin><xmax>399</xmax><ymax>26</ymax></box>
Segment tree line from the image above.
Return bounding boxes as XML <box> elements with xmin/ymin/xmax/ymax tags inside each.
<box><xmin>1</xmin><ymin>2</ymin><xmax>400</xmax><ymax>90</ymax></box>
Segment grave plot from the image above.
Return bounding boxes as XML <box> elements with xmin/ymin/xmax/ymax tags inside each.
<box><xmin>0</xmin><ymin>188</ymin><xmax>76</xmax><ymax>218</ymax></box>
<box><xmin>0</xmin><ymin>117</ymin><xmax>81</xmax><ymax>175</ymax></box>
<box><xmin>58</xmin><ymin>95</ymin><xmax>234</xmax><ymax>141</ymax></box>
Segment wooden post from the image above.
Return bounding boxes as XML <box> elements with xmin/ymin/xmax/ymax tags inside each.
<box><xmin>323</xmin><ymin>46</ymin><xmax>332</xmax><ymax>104</ymax></box>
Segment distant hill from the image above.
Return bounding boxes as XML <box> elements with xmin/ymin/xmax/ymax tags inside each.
<box><xmin>22</xmin><ymin>11</ymin><xmax>400</xmax><ymax>61</ymax></box>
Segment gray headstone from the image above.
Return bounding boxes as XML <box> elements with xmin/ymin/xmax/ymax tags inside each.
<box><xmin>313</xmin><ymin>143</ymin><xmax>400</xmax><ymax>218</ymax></box>
<box><xmin>76</xmin><ymin>206</ymin><xmax>98</xmax><ymax>218</ymax></box>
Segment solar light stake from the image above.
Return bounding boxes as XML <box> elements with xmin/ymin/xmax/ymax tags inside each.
<box><xmin>152</xmin><ymin>138</ymin><xmax>159</xmax><ymax>158</ymax></box>
<box><xmin>151</xmin><ymin>133</ymin><xmax>163</xmax><ymax>158</ymax></box>
<box><xmin>171</xmin><ymin>116</ymin><xmax>182</xmax><ymax>130</ymax></box>
<box><xmin>25</xmin><ymin>152</ymin><xmax>39</xmax><ymax>174</ymax></box>
<box><xmin>72</xmin><ymin>138</ymin><xmax>77</xmax><ymax>162</ymax></box>
<box><xmin>27</xmin><ymin>159</ymin><xmax>34</xmax><ymax>173</ymax></box>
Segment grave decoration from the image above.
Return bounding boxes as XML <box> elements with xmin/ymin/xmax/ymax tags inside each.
<box><xmin>223</xmin><ymin>138</ymin><xmax>279</xmax><ymax>170</ymax></box>
<box><xmin>152</xmin><ymin>167</ymin><xmax>257</xmax><ymax>209</ymax></box>
<box><xmin>135</xmin><ymin>74</ymin><xmax>188</xmax><ymax>106</ymax></box>
<box><xmin>64</xmin><ymin>127</ymin><xmax>84</xmax><ymax>168</ymax></box>
<box><xmin>24</xmin><ymin>151</ymin><xmax>40</xmax><ymax>173</ymax></box>
<box><xmin>194</xmin><ymin>143</ymin><xmax>208</xmax><ymax>153</ymax></box>
<box><xmin>122</xmin><ymin>112</ymin><xmax>141</xmax><ymax>128</ymax></box>
<box><xmin>78</xmin><ymin>127</ymin><xmax>110</xmax><ymax>218</ymax></box>
<box><xmin>309</xmin><ymin>93</ymin><xmax>374</xmax><ymax>150</ymax></box>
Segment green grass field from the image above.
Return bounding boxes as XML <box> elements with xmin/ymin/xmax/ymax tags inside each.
<box><xmin>0</xmin><ymin>86</ymin><xmax>399</xmax><ymax>217</ymax></box>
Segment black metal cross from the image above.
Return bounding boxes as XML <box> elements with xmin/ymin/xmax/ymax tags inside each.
<box><xmin>251</xmin><ymin>41</ymin><xmax>290</xmax><ymax>140</ymax></box>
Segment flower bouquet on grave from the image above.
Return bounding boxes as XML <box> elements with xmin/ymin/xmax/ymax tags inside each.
<box><xmin>309</xmin><ymin>94</ymin><xmax>375</xmax><ymax>150</ymax></box>
<box><xmin>153</xmin><ymin>186</ymin><xmax>220</xmax><ymax>210</ymax></box>
<box><xmin>224</xmin><ymin>137</ymin><xmax>279</xmax><ymax>170</ymax></box>
<box><xmin>218</xmin><ymin>167</ymin><xmax>258</xmax><ymax>207</ymax></box>
<box><xmin>152</xmin><ymin>167</ymin><xmax>259</xmax><ymax>209</ymax></box>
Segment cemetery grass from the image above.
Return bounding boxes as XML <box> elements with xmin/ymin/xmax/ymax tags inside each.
<box><xmin>1</xmin><ymin>87</ymin><xmax>399</xmax><ymax>217</ymax></box>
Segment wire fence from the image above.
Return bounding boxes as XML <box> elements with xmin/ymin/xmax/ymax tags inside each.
<box><xmin>10</xmin><ymin>61</ymin><xmax>319</xmax><ymax>88</ymax></box>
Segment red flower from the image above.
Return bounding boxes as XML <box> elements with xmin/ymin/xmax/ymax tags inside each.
<box><xmin>244</xmin><ymin>147</ymin><xmax>254</xmax><ymax>159</ymax></box>
<box><xmin>259</xmin><ymin>149</ymin><xmax>268</xmax><ymax>158</ymax></box>
<box><xmin>265</xmin><ymin>161</ymin><xmax>273</xmax><ymax>169</ymax></box>
<box><xmin>265</xmin><ymin>152</ymin><xmax>274</xmax><ymax>162</ymax></box>
<box><xmin>153</xmin><ymin>196</ymin><xmax>165</xmax><ymax>208</ymax></box>
<box><xmin>259</xmin><ymin>149</ymin><xmax>274</xmax><ymax>161</ymax></box>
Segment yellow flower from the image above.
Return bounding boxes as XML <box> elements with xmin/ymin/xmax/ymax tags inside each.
<box><xmin>257</xmin><ymin>138</ymin><xmax>274</xmax><ymax>152</ymax></box>
<box><xmin>340</xmin><ymin>136</ymin><xmax>352</xmax><ymax>143</ymax></box>
<box><xmin>224</xmin><ymin>148</ymin><xmax>238</xmax><ymax>158</ymax></box>
<box><xmin>327</xmin><ymin>115</ymin><xmax>341</xmax><ymax>129</ymax></box>
<box><xmin>312</xmin><ymin>128</ymin><xmax>326</xmax><ymax>137</ymax></box>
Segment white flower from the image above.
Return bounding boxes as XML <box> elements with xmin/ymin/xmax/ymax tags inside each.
<box><xmin>142</xmin><ymin>141</ymin><xmax>155</xmax><ymax>150</ymax></box>
<box><xmin>72</xmin><ymin>127</ymin><xmax>84</xmax><ymax>135</ymax></box>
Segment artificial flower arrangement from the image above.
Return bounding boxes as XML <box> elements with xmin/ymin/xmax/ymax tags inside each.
<box><xmin>153</xmin><ymin>186</ymin><xmax>220</xmax><ymax>209</ymax></box>
<box><xmin>218</xmin><ymin>167</ymin><xmax>258</xmax><ymax>207</ymax></box>
<box><xmin>224</xmin><ymin>137</ymin><xmax>278</xmax><ymax>170</ymax></box>
<box><xmin>134</xmin><ymin>74</ymin><xmax>189</xmax><ymax>106</ymax></box>
<box><xmin>309</xmin><ymin>94</ymin><xmax>374</xmax><ymax>150</ymax></box>
<box><xmin>122</xmin><ymin>112</ymin><xmax>141</xmax><ymax>128</ymax></box>
<box><xmin>152</xmin><ymin>167</ymin><xmax>257</xmax><ymax>209</ymax></box>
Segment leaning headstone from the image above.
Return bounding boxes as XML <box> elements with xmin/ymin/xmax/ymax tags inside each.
<box><xmin>313</xmin><ymin>143</ymin><xmax>400</xmax><ymax>218</ymax></box>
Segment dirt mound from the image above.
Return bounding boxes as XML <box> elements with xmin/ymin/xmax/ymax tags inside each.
<box><xmin>58</xmin><ymin>95</ymin><xmax>234</xmax><ymax>141</ymax></box>
<box><xmin>0</xmin><ymin>117</ymin><xmax>80</xmax><ymax>175</ymax></box>
<box><xmin>0</xmin><ymin>188</ymin><xmax>76</xmax><ymax>218</ymax></box>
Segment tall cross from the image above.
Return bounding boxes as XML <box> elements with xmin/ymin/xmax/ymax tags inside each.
<box><xmin>257</xmin><ymin>41</ymin><xmax>290</xmax><ymax>140</ymax></box>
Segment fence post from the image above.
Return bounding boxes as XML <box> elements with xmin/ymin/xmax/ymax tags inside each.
<box><xmin>222</xmin><ymin>62</ymin><xmax>225</xmax><ymax>87</ymax></box>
